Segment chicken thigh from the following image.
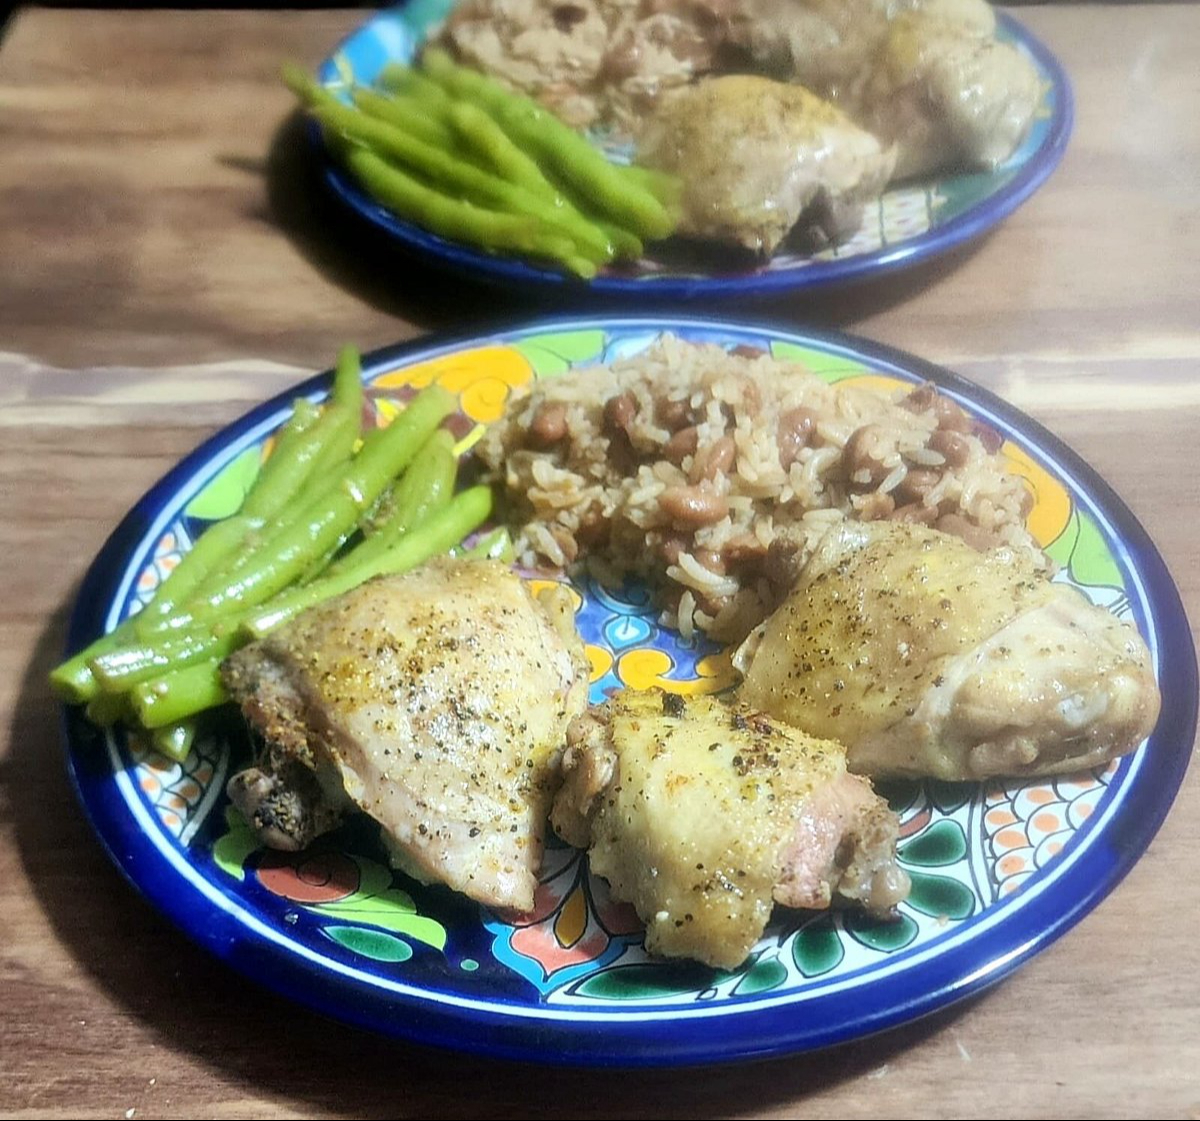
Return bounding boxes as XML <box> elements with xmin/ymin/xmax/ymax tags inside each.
<box><xmin>726</xmin><ymin>0</ymin><xmax>1039</xmax><ymax>178</ymax></box>
<box><xmin>735</xmin><ymin>521</ymin><xmax>1161</xmax><ymax>780</ymax></box>
<box><xmin>637</xmin><ymin>75</ymin><xmax>896</xmax><ymax>254</ymax></box>
<box><xmin>223</xmin><ymin>558</ymin><xmax>589</xmax><ymax>912</ymax></box>
<box><xmin>553</xmin><ymin>689</ymin><xmax>909</xmax><ymax>969</ymax></box>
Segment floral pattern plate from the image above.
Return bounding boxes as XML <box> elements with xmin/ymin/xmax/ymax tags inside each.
<box><xmin>63</xmin><ymin>317</ymin><xmax>1195</xmax><ymax>1067</ymax></box>
<box><xmin>312</xmin><ymin>4</ymin><xmax>1073</xmax><ymax>299</ymax></box>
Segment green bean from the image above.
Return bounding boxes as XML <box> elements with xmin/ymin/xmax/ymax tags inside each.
<box><xmin>340</xmin><ymin>147</ymin><xmax>592</xmax><ymax>275</ymax></box>
<box><xmin>152</xmin><ymin>721</ymin><xmax>197</xmax><ymax>764</ymax></box>
<box><xmin>84</xmin><ymin>689</ymin><xmax>132</xmax><ymax>729</ymax></box>
<box><xmin>328</xmin><ymin>429</ymin><xmax>457</xmax><ymax>577</ymax></box>
<box><xmin>90</xmin><ymin>628</ymin><xmax>241</xmax><ymax>693</ymax></box>
<box><xmin>377</xmin><ymin>63</ymin><xmax>453</xmax><ymax>107</ymax></box>
<box><xmin>312</xmin><ymin>103</ymin><xmax>613</xmax><ymax>262</ymax></box>
<box><xmin>341</xmin><ymin>145</ymin><xmax>538</xmax><ymax>246</ymax></box>
<box><xmin>198</xmin><ymin>400</ymin><xmax>360</xmax><ymax>591</ymax></box>
<box><xmin>351</xmin><ymin>86</ymin><xmax>455</xmax><ymax>150</ymax></box>
<box><xmin>281</xmin><ymin>63</ymin><xmax>341</xmax><ymax>111</ymax></box>
<box><xmin>243</xmin><ymin>485</ymin><xmax>492</xmax><ymax>639</ymax></box>
<box><xmin>592</xmin><ymin>219</ymin><xmax>644</xmax><ymax>262</ymax></box>
<box><xmin>131</xmin><ymin>660</ymin><xmax>228</xmax><ymax>730</ymax></box>
<box><xmin>185</xmin><ymin>384</ymin><xmax>455</xmax><ymax>619</ymax></box>
<box><xmin>332</xmin><ymin>344</ymin><xmax>364</xmax><ymax>417</ymax></box>
<box><xmin>421</xmin><ymin>49</ymin><xmax>674</xmax><ymax>240</ymax></box>
<box><xmin>51</xmin><ymin>630</ymin><xmax>126</xmax><ymax>704</ymax></box>
<box><xmin>622</xmin><ymin>164</ymin><xmax>684</xmax><ymax>209</ymax></box>
<box><xmin>444</xmin><ymin>101</ymin><xmax>559</xmax><ymax>203</ymax></box>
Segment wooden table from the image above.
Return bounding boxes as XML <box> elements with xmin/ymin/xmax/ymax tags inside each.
<box><xmin>2</xmin><ymin>5</ymin><xmax>1198</xmax><ymax>1117</ymax></box>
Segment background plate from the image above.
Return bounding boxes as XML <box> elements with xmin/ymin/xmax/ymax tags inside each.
<box><xmin>63</xmin><ymin>317</ymin><xmax>1194</xmax><ymax>1067</ymax></box>
<box><xmin>313</xmin><ymin>4</ymin><xmax>1073</xmax><ymax>299</ymax></box>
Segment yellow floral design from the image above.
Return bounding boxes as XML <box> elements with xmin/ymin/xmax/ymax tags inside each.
<box><xmin>616</xmin><ymin>647</ymin><xmax>737</xmax><ymax>695</ymax></box>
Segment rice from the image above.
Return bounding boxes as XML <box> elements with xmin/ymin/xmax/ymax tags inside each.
<box><xmin>476</xmin><ymin>336</ymin><xmax>1040</xmax><ymax>641</ymax></box>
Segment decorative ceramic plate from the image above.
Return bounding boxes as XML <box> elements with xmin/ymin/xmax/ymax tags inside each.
<box><xmin>312</xmin><ymin>4</ymin><xmax>1073</xmax><ymax>299</ymax></box>
<box><xmin>64</xmin><ymin>318</ymin><xmax>1194</xmax><ymax>1067</ymax></box>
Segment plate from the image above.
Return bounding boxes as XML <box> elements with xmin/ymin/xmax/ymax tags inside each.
<box><xmin>64</xmin><ymin>317</ymin><xmax>1194</xmax><ymax>1067</ymax></box>
<box><xmin>312</xmin><ymin>4</ymin><xmax>1073</xmax><ymax>299</ymax></box>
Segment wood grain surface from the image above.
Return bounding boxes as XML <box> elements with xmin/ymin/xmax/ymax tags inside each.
<box><xmin>2</xmin><ymin>5</ymin><xmax>1199</xmax><ymax>1119</ymax></box>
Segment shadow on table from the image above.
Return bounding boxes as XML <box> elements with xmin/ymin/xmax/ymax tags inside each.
<box><xmin>13</xmin><ymin>598</ymin><xmax>979</xmax><ymax>1118</ymax></box>
<box><xmin>244</xmin><ymin>110</ymin><xmax>989</xmax><ymax>336</ymax></box>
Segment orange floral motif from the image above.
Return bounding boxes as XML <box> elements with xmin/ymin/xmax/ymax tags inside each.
<box><xmin>615</xmin><ymin>646</ymin><xmax>737</xmax><ymax>695</ymax></box>
<box><xmin>374</xmin><ymin>346</ymin><xmax>534</xmax><ymax>425</ymax></box>
<box><xmin>1001</xmin><ymin>441</ymin><xmax>1072</xmax><ymax>547</ymax></box>
<box><xmin>256</xmin><ymin>851</ymin><xmax>361</xmax><ymax>904</ymax></box>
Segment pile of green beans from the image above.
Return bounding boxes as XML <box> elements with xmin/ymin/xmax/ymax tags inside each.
<box><xmin>282</xmin><ymin>51</ymin><xmax>682</xmax><ymax>278</ymax></box>
<box><xmin>49</xmin><ymin>346</ymin><xmax>509</xmax><ymax>762</ymax></box>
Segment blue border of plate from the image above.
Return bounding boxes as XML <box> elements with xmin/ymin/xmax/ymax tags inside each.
<box><xmin>311</xmin><ymin>9</ymin><xmax>1074</xmax><ymax>299</ymax></box>
<box><xmin>60</xmin><ymin>317</ymin><xmax>1194</xmax><ymax>1067</ymax></box>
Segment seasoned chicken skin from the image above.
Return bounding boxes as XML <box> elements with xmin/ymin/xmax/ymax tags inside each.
<box><xmin>223</xmin><ymin>559</ymin><xmax>589</xmax><ymax>912</ymax></box>
<box><xmin>727</xmin><ymin>0</ymin><xmax>1039</xmax><ymax>178</ymax></box>
<box><xmin>552</xmin><ymin>689</ymin><xmax>909</xmax><ymax>969</ymax></box>
<box><xmin>638</xmin><ymin>75</ymin><xmax>896</xmax><ymax>254</ymax></box>
<box><xmin>735</xmin><ymin>522</ymin><xmax>1161</xmax><ymax>780</ymax></box>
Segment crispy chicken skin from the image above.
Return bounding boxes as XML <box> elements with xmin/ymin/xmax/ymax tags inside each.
<box><xmin>223</xmin><ymin>559</ymin><xmax>589</xmax><ymax>912</ymax></box>
<box><xmin>552</xmin><ymin>689</ymin><xmax>908</xmax><ymax>969</ymax></box>
<box><xmin>638</xmin><ymin>75</ymin><xmax>896</xmax><ymax>254</ymax></box>
<box><xmin>735</xmin><ymin>521</ymin><xmax>1161</xmax><ymax>781</ymax></box>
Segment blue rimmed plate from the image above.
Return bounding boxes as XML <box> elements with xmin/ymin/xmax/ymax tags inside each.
<box><xmin>312</xmin><ymin>5</ymin><xmax>1073</xmax><ymax>299</ymax></box>
<box><xmin>63</xmin><ymin>317</ymin><xmax>1193</xmax><ymax>1066</ymax></box>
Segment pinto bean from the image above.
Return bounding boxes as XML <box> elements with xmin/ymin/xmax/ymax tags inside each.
<box><xmin>929</xmin><ymin>428</ymin><xmax>970</xmax><ymax>468</ymax></box>
<box><xmin>777</xmin><ymin>406</ymin><xmax>818</xmax><ymax>468</ymax></box>
<box><xmin>659</xmin><ymin>485</ymin><xmax>729</xmax><ymax>527</ymax></box>
<box><xmin>895</xmin><ymin>467</ymin><xmax>941</xmax><ymax>505</ymax></box>
<box><xmin>658</xmin><ymin>533</ymin><xmax>689</xmax><ymax>566</ymax></box>
<box><xmin>694</xmin><ymin>548</ymin><xmax>727</xmax><ymax>575</ymax></box>
<box><xmin>655</xmin><ymin>396</ymin><xmax>692</xmax><ymax>431</ymax></box>
<box><xmin>603</xmin><ymin>392</ymin><xmax>637</xmax><ymax>434</ymax></box>
<box><xmin>528</xmin><ymin>401</ymin><xmax>568</xmax><ymax>447</ymax></box>
<box><xmin>723</xmin><ymin>532</ymin><xmax>768</xmax><ymax>563</ymax></box>
<box><xmin>693</xmin><ymin>435</ymin><xmax>736</xmax><ymax>482</ymax></box>
<box><xmin>574</xmin><ymin>507</ymin><xmax>610</xmax><ymax>549</ymax></box>
<box><xmin>933</xmin><ymin>394</ymin><xmax>972</xmax><ymax>434</ymax></box>
<box><xmin>900</xmin><ymin>383</ymin><xmax>937</xmax><ymax>413</ymax></box>
<box><xmin>936</xmin><ymin>513</ymin><xmax>998</xmax><ymax>551</ymax></box>
<box><xmin>549</xmin><ymin>525</ymin><xmax>579</xmax><ymax>564</ymax></box>
<box><xmin>857</xmin><ymin>491</ymin><xmax>895</xmax><ymax>521</ymax></box>
<box><xmin>662</xmin><ymin>425</ymin><xmax>699</xmax><ymax>464</ymax></box>
<box><xmin>1018</xmin><ymin>484</ymin><xmax>1036</xmax><ymax>518</ymax></box>
<box><xmin>842</xmin><ymin>424</ymin><xmax>892</xmax><ymax>487</ymax></box>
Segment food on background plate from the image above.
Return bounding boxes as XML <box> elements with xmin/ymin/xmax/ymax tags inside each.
<box><xmin>435</xmin><ymin>0</ymin><xmax>1041</xmax><ymax>178</ymax></box>
<box><xmin>224</xmin><ymin>559</ymin><xmax>589</xmax><ymax>911</ymax></box>
<box><xmin>734</xmin><ymin>520</ymin><xmax>1162</xmax><ymax>780</ymax></box>
<box><xmin>727</xmin><ymin>0</ymin><xmax>1041</xmax><ymax>179</ymax></box>
<box><xmin>477</xmin><ymin>335</ymin><xmax>1039</xmax><ymax>643</ymax></box>
<box><xmin>553</xmin><ymin>689</ymin><xmax>909</xmax><ymax>968</ymax></box>
<box><xmin>637</xmin><ymin>75</ymin><xmax>896</xmax><ymax>255</ymax></box>
<box><xmin>284</xmin><ymin>52</ymin><xmax>680</xmax><ymax>279</ymax></box>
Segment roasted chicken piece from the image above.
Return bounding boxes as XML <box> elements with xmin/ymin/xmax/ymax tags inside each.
<box><xmin>852</xmin><ymin>12</ymin><xmax>1042</xmax><ymax>178</ymax></box>
<box><xmin>735</xmin><ymin>521</ymin><xmax>1161</xmax><ymax>781</ymax></box>
<box><xmin>553</xmin><ymin>689</ymin><xmax>909</xmax><ymax>969</ymax></box>
<box><xmin>637</xmin><ymin>75</ymin><xmax>896</xmax><ymax>254</ymax></box>
<box><xmin>727</xmin><ymin>0</ymin><xmax>1039</xmax><ymax>178</ymax></box>
<box><xmin>223</xmin><ymin>559</ymin><xmax>589</xmax><ymax>912</ymax></box>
